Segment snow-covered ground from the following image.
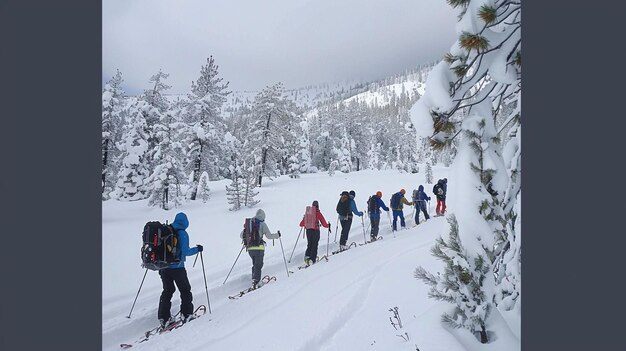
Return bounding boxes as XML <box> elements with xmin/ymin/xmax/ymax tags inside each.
<box><xmin>103</xmin><ymin>169</ymin><xmax>520</xmax><ymax>350</ymax></box>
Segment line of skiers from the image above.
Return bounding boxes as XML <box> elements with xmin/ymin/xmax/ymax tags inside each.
<box><xmin>152</xmin><ymin>178</ymin><xmax>448</xmax><ymax>328</ymax></box>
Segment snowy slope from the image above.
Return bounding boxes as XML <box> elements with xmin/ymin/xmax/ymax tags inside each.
<box><xmin>102</xmin><ymin>169</ymin><xmax>520</xmax><ymax>351</ymax></box>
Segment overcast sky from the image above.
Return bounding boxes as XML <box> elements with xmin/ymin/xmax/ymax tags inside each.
<box><xmin>103</xmin><ymin>0</ymin><xmax>458</xmax><ymax>95</ymax></box>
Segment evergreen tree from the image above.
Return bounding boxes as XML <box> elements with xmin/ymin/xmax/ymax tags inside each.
<box><xmin>141</xmin><ymin>70</ymin><xmax>172</xmax><ymax>176</ymax></box>
<box><xmin>242</xmin><ymin>169</ymin><xmax>260</xmax><ymax>207</ymax></box>
<box><xmin>411</xmin><ymin>0</ymin><xmax>522</xmax><ymax>329</ymax></box>
<box><xmin>425</xmin><ymin>161</ymin><xmax>433</xmax><ymax>184</ymax></box>
<box><xmin>415</xmin><ymin>215</ymin><xmax>492</xmax><ymax>344</ymax></box>
<box><xmin>146</xmin><ymin>112</ymin><xmax>187</xmax><ymax>210</ymax></box>
<box><xmin>185</xmin><ymin>56</ymin><xmax>231</xmax><ymax>199</ymax></box>
<box><xmin>113</xmin><ymin>106</ymin><xmax>150</xmax><ymax>200</ymax></box>
<box><xmin>102</xmin><ymin>69</ymin><xmax>125</xmax><ymax>198</ymax></box>
<box><xmin>225</xmin><ymin>172</ymin><xmax>243</xmax><ymax>211</ymax></box>
<box><xmin>197</xmin><ymin>171</ymin><xmax>211</xmax><ymax>203</ymax></box>
<box><xmin>246</xmin><ymin>83</ymin><xmax>298</xmax><ymax>186</ymax></box>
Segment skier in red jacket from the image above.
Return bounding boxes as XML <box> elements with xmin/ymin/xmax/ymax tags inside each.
<box><xmin>299</xmin><ymin>200</ymin><xmax>331</xmax><ymax>266</ymax></box>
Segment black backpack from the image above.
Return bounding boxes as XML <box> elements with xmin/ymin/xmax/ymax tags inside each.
<box><xmin>336</xmin><ymin>193</ymin><xmax>351</xmax><ymax>216</ymax></box>
<box><xmin>390</xmin><ymin>192</ymin><xmax>402</xmax><ymax>208</ymax></box>
<box><xmin>141</xmin><ymin>221</ymin><xmax>180</xmax><ymax>271</ymax></box>
<box><xmin>368</xmin><ymin>195</ymin><xmax>379</xmax><ymax>214</ymax></box>
<box><xmin>242</xmin><ymin>217</ymin><xmax>262</xmax><ymax>247</ymax></box>
<box><xmin>433</xmin><ymin>183</ymin><xmax>444</xmax><ymax>197</ymax></box>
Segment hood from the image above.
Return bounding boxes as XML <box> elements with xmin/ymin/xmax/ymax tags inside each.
<box><xmin>172</xmin><ymin>212</ymin><xmax>189</xmax><ymax>230</ymax></box>
<box><xmin>255</xmin><ymin>209</ymin><xmax>266</xmax><ymax>221</ymax></box>
<box><xmin>418</xmin><ymin>185</ymin><xmax>424</xmax><ymax>191</ymax></box>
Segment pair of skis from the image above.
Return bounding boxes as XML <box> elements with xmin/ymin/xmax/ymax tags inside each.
<box><xmin>120</xmin><ymin>305</ymin><xmax>207</xmax><ymax>348</ymax></box>
<box><xmin>227</xmin><ymin>275</ymin><xmax>277</xmax><ymax>300</ymax></box>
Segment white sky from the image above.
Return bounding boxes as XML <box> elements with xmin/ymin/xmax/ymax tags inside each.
<box><xmin>103</xmin><ymin>0</ymin><xmax>458</xmax><ymax>95</ymax></box>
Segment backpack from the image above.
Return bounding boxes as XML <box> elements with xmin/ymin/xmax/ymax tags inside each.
<box><xmin>336</xmin><ymin>194</ymin><xmax>351</xmax><ymax>216</ymax></box>
<box><xmin>141</xmin><ymin>221</ymin><xmax>180</xmax><ymax>271</ymax></box>
<box><xmin>390</xmin><ymin>192</ymin><xmax>402</xmax><ymax>209</ymax></box>
<box><xmin>433</xmin><ymin>184</ymin><xmax>444</xmax><ymax>197</ymax></box>
<box><xmin>368</xmin><ymin>195</ymin><xmax>379</xmax><ymax>214</ymax></box>
<box><xmin>303</xmin><ymin>206</ymin><xmax>318</xmax><ymax>229</ymax></box>
<box><xmin>412</xmin><ymin>189</ymin><xmax>419</xmax><ymax>202</ymax></box>
<box><xmin>242</xmin><ymin>217</ymin><xmax>262</xmax><ymax>247</ymax></box>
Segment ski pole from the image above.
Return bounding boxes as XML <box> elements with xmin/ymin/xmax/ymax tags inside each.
<box><xmin>126</xmin><ymin>268</ymin><xmax>148</xmax><ymax>318</ymax></box>
<box><xmin>288</xmin><ymin>227</ymin><xmax>303</xmax><ymax>263</ymax></box>
<box><xmin>223</xmin><ymin>245</ymin><xmax>245</xmax><ymax>285</ymax></box>
<box><xmin>410</xmin><ymin>204</ymin><xmax>416</xmax><ymax>225</ymax></box>
<box><xmin>278</xmin><ymin>232</ymin><xmax>290</xmax><ymax>277</ymax></box>
<box><xmin>327</xmin><ymin>225</ymin><xmax>330</xmax><ymax>258</ymax></box>
<box><xmin>192</xmin><ymin>252</ymin><xmax>199</xmax><ymax>268</ymax></box>
<box><xmin>361</xmin><ymin>216</ymin><xmax>367</xmax><ymax>244</ymax></box>
<box><xmin>334</xmin><ymin>215</ymin><xmax>339</xmax><ymax>243</ymax></box>
<box><xmin>199</xmin><ymin>251</ymin><xmax>212</xmax><ymax>314</ymax></box>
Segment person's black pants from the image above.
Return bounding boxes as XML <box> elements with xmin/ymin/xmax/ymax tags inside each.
<box><xmin>248</xmin><ymin>249</ymin><xmax>265</xmax><ymax>283</ymax></box>
<box><xmin>339</xmin><ymin>216</ymin><xmax>353</xmax><ymax>246</ymax></box>
<box><xmin>158</xmin><ymin>267</ymin><xmax>193</xmax><ymax>320</ymax></box>
<box><xmin>305</xmin><ymin>229</ymin><xmax>321</xmax><ymax>262</ymax></box>
<box><xmin>370</xmin><ymin>216</ymin><xmax>380</xmax><ymax>238</ymax></box>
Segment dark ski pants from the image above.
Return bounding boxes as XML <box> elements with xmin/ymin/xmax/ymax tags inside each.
<box><xmin>248</xmin><ymin>249</ymin><xmax>265</xmax><ymax>284</ymax></box>
<box><xmin>392</xmin><ymin>210</ymin><xmax>405</xmax><ymax>231</ymax></box>
<box><xmin>158</xmin><ymin>267</ymin><xmax>193</xmax><ymax>321</ymax></box>
<box><xmin>305</xmin><ymin>229</ymin><xmax>320</xmax><ymax>262</ymax></box>
<box><xmin>339</xmin><ymin>216</ymin><xmax>353</xmax><ymax>246</ymax></box>
<box><xmin>370</xmin><ymin>216</ymin><xmax>381</xmax><ymax>238</ymax></box>
<box><xmin>415</xmin><ymin>201</ymin><xmax>430</xmax><ymax>224</ymax></box>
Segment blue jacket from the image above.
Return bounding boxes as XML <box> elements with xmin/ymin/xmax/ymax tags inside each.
<box><xmin>166</xmin><ymin>212</ymin><xmax>199</xmax><ymax>269</ymax></box>
<box><xmin>368</xmin><ymin>195</ymin><xmax>389</xmax><ymax>219</ymax></box>
<box><xmin>416</xmin><ymin>185</ymin><xmax>431</xmax><ymax>202</ymax></box>
<box><xmin>350</xmin><ymin>195</ymin><xmax>364</xmax><ymax>217</ymax></box>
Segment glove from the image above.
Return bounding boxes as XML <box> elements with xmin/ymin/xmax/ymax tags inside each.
<box><xmin>277</xmin><ymin>231</ymin><xmax>281</xmax><ymax>238</ymax></box>
<box><xmin>197</xmin><ymin>245</ymin><xmax>203</xmax><ymax>252</ymax></box>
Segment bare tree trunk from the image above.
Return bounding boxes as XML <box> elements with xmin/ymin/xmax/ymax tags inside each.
<box><xmin>257</xmin><ymin>112</ymin><xmax>272</xmax><ymax>187</ymax></box>
<box><xmin>479</xmin><ymin>324</ymin><xmax>488</xmax><ymax>344</ymax></box>
<box><xmin>102</xmin><ymin>138</ymin><xmax>109</xmax><ymax>194</ymax></box>
<box><xmin>190</xmin><ymin>141</ymin><xmax>203</xmax><ymax>200</ymax></box>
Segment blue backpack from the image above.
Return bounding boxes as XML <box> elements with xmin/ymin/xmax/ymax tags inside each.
<box><xmin>390</xmin><ymin>192</ymin><xmax>402</xmax><ymax>208</ymax></box>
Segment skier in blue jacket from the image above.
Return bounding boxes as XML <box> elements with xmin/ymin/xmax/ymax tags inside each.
<box><xmin>157</xmin><ymin>212</ymin><xmax>203</xmax><ymax>328</ymax></box>
<box><xmin>367</xmin><ymin>191</ymin><xmax>390</xmax><ymax>241</ymax></box>
<box><xmin>413</xmin><ymin>185</ymin><xmax>431</xmax><ymax>225</ymax></box>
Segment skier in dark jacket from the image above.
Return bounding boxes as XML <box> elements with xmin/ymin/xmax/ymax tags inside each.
<box><xmin>367</xmin><ymin>191</ymin><xmax>389</xmax><ymax>241</ymax></box>
<box><xmin>336</xmin><ymin>190</ymin><xmax>364</xmax><ymax>251</ymax></box>
<box><xmin>433</xmin><ymin>179</ymin><xmax>447</xmax><ymax>216</ymax></box>
<box><xmin>158</xmin><ymin>212</ymin><xmax>203</xmax><ymax>328</ymax></box>
<box><xmin>299</xmin><ymin>200</ymin><xmax>330</xmax><ymax>266</ymax></box>
<box><xmin>413</xmin><ymin>185</ymin><xmax>431</xmax><ymax>224</ymax></box>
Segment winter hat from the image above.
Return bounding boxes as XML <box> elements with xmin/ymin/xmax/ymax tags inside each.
<box><xmin>376</xmin><ymin>191</ymin><xmax>382</xmax><ymax>197</ymax></box>
<box><xmin>255</xmin><ymin>209</ymin><xmax>266</xmax><ymax>221</ymax></box>
<box><xmin>340</xmin><ymin>191</ymin><xmax>349</xmax><ymax>196</ymax></box>
<box><xmin>443</xmin><ymin>178</ymin><xmax>447</xmax><ymax>183</ymax></box>
<box><xmin>349</xmin><ymin>190</ymin><xmax>356</xmax><ymax>197</ymax></box>
<box><xmin>400</xmin><ymin>189</ymin><xmax>406</xmax><ymax>194</ymax></box>
<box><xmin>312</xmin><ymin>200</ymin><xmax>319</xmax><ymax>208</ymax></box>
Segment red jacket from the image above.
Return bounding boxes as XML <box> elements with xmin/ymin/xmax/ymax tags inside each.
<box><xmin>299</xmin><ymin>208</ymin><xmax>330</xmax><ymax>230</ymax></box>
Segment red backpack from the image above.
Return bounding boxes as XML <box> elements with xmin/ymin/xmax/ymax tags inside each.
<box><xmin>303</xmin><ymin>206</ymin><xmax>318</xmax><ymax>229</ymax></box>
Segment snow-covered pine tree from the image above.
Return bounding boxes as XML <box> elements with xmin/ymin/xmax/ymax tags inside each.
<box><xmin>415</xmin><ymin>214</ymin><xmax>492</xmax><ymax>343</ymax></box>
<box><xmin>102</xmin><ymin>69</ymin><xmax>125</xmax><ymax>198</ymax></box>
<box><xmin>336</xmin><ymin>130</ymin><xmax>352</xmax><ymax>173</ymax></box>
<box><xmin>410</xmin><ymin>0</ymin><xmax>522</xmax><ymax>330</ymax></box>
<box><xmin>297</xmin><ymin>125</ymin><xmax>312</xmax><ymax>174</ymax></box>
<box><xmin>185</xmin><ymin>56</ymin><xmax>231</xmax><ymax>199</ymax></box>
<box><xmin>225</xmin><ymin>171</ymin><xmax>243</xmax><ymax>211</ymax></box>
<box><xmin>197</xmin><ymin>171</ymin><xmax>211</xmax><ymax>203</ymax></box>
<box><xmin>246</xmin><ymin>82</ymin><xmax>298</xmax><ymax>186</ymax></box>
<box><xmin>242</xmin><ymin>170</ymin><xmax>260</xmax><ymax>208</ymax></box>
<box><xmin>113</xmin><ymin>105</ymin><xmax>150</xmax><ymax>201</ymax></box>
<box><xmin>141</xmin><ymin>70</ymin><xmax>172</xmax><ymax>176</ymax></box>
<box><xmin>425</xmin><ymin>161</ymin><xmax>433</xmax><ymax>184</ymax></box>
<box><xmin>146</xmin><ymin>112</ymin><xmax>187</xmax><ymax>210</ymax></box>
<box><xmin>328</xmin><ymin>159</ymin><xmax>338</xmax><ymax>176</ymax></box>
